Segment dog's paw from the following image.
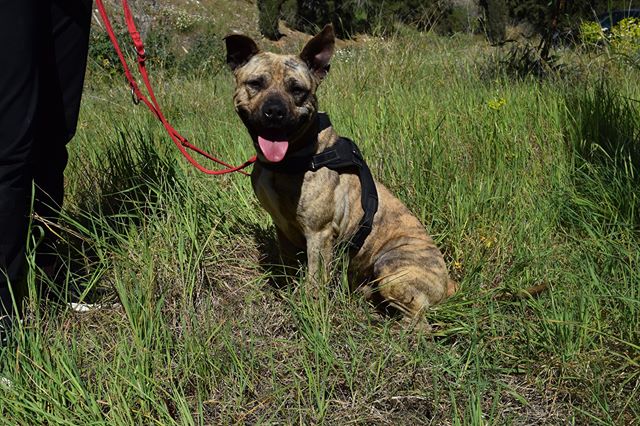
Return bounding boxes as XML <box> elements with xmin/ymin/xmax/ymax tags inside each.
<box><xmin>399</xmin><ymin>313</ymin><xmax>433</xmax><ymax>334</ymax></box>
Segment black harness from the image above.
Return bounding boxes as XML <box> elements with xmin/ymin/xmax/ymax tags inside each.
<box><xmin>259</xmin><ymin>137</ymin><xmax>379</xmax><ymax>252</ymax></box>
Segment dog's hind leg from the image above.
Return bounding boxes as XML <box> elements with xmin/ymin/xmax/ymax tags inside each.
<box><xmin>373</xmin><ymin>247</ymin><xmax>449</xmax><ymax>318</ymax></box>
<box><xmin>375</xmin><ymin>270</ymin><xmax>446</xmax><ymax>317</ymax></box>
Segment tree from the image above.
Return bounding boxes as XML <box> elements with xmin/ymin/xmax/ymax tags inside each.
<box><xmin>481</xmin><ymin>0</ymin><xmax>507</xmax><ymax>44</ymax></box>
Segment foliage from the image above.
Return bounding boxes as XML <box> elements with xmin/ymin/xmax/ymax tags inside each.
<box><xmin>505</xmin><ymin>0</ymin><xmax>549</xmax><ymax>31</ymax></box>
<box><xmin>579</xmin><ymin>17</ymin><xmax>640</xmax><ymax>61</ymax></box>
<box><xmin>579</xmin><ymin>20</ymin><xmax>605</xmax><ymax>45</ymax></box>
<box><xmin>177</xmin><ymin>29</ymin><xmax>226</xmax><ymax>75</ymax></box>
<box><xmin>143</xmin><ymin>30</ymin><xmax>177</xmax><ymax>70</ymax></box>
<box><xmin>505</xmin><ymin>0</ymin><xmax>640</xmax><ymax>37</ymax></box>
<box><xmin>274</xmin><ymin>0</ymin><xmax>452</xmax><ymax>37</ymax></box>
<box><xmin>290</xmin><ymin>0</ymin><xmax>331</xmax><ymax>33</ymax></box>
<box><xmin>610</xmin><ymin>17</ymin><xmax>640</xmax><ymax>57</ymax></box>
<box><xmin>88</xmin><ymin>25</ymin><xmax>224</xmax><ymax>77</ymax></box>
<box><xmin>257</xmin><ymin>0</ymin><xmax>640</xmax><ymax>38</ymax></box>
<box><xmin>88</xmin><ymin>27</ymin><xmax>126</xmax><ymax>78</ymax></box>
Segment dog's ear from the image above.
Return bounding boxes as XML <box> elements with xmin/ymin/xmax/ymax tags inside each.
<box><xmin>300</xmin><ymin>24</ymin><xmax>335</xmax><ymax>80</ymax></box>
<box><xmin>224</xmin><ymin>34</ymin><xmax>259</xmax><ymax>71</ymax></box>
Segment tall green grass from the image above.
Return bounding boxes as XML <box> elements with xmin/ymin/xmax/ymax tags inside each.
<box><xmin>0</xmin><ymin>31</ymin><xmax>638</xmax><ymax>424</ymax></box>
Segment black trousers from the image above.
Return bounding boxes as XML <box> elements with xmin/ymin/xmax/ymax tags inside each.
<box><xmin>0</xmin><ymin>0</ymin><xmax>92</xmax><ymax>315</ymax></box>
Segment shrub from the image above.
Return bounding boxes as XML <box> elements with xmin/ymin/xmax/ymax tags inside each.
<box><xmin>579</xmin><ymin>17</ymin><xmax>640</xmax><ymax>62</ymax></box>
<box><xmin>505</xmin><ymin>1</ymin><xmax>633</xmax><ymax>35</ymax></box>
<box><xmin>610</xmin><ymin>17</ymin><xmax>640</xmax><ymax>58</ymax></box>
<box><xmin>295</xmin><ymin>0</ymin><xmax>331</xmax><ymax>33</ymax></box>
<box><xmin>144</xmin><ymin>30</ymin><xmax>176</xmax><ymax>70</ymax></box>
<box><xmin>158</xmin><ymin>5</ymin><xmax>203</xmax><ymax>33</ymax></box>
<box><xmin>258</xmin><ymin>0</ymin><xmax>285</xmax><ymax>40</ymax></box>
<box><xmin>505</xmin><ymin>0</ymin><xmax>548</xmax><ymax>32</ymax></box>
<box><xmin>480</xmin><ymin>42</ymin><xmax>566</xmax><ymax>80</ymax></box>
<box><xmin>579</xmin><ymin>20</ymin><xmax>605</xmax><ymax>46</ymax></box>
<box><xmin>88</xmin><ymin>27</ymin><xmax>125</xmax><ymax>78</ymax></box>
<box><xmin>437</xmin><ymin>4</ymin><xmax>480</xmax><ymax>35</ymax></box>
<box><xmin>277</xmin><ymin>0</ymin><xmax>451</xmax><ymax>37</ymax></box>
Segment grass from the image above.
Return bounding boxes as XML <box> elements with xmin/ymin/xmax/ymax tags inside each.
<box><xmin>1</xmin><ymin>19</ymin><xmax>639</xmax><ymax>425</ymax></box>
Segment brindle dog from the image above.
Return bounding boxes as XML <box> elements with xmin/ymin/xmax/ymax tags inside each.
<box><xmin>225</xmin><ymin>25</ymin><xmax>456</xmax><ymax>319</ymax></box>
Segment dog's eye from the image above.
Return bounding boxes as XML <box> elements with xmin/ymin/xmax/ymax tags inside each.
<box><xmin>290</xmin><ymin>84</ymin><xmax>308</xmax><ymax>97</ymax></box>
<box><xmin>246</xmin><ymin>78</ymin><xmax>264</xmax><ymax>91</ymax></box>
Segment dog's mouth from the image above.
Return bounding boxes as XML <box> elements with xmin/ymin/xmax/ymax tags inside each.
<box><xmin>244</xmin><ymin>109</ymin><xmax>315</xmax><ymax>163</ymax></box>
<box><xmin>257</xmin><ymin>135</ymin><xmax>289</xmax><ymax>163</ymax></box>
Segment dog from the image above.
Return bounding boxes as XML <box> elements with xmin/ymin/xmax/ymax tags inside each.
<box><xmin>225</xmin><ymin>25</ymin><xmax>456</xmax><ymax>319</ymax></box>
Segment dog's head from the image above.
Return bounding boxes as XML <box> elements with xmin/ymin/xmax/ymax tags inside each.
<box><xmin>225</xmin><ymin>25</ymin><xmax>335</xmax><ymax>163</ymax></box>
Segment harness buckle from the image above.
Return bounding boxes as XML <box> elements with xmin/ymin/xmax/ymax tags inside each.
<box><xmin>311</xmin><ymin>149</ymin><xmax>340</xmax><ymax>170</ymax></box>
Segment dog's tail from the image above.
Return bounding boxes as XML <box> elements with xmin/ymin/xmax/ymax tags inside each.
<box><xmin>446</xmin><ymin>279</ymin><xmax>459</xmax><ymax>297</ymax></box>
<box><xmin>504</xmin><ymin>283</ymin><xmax>548</xmax><ymax>300</ymax></box>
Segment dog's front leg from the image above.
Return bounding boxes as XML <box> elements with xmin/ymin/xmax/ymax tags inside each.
<box><xmin>275</xmin><ymin>226</ymin><xmax>304</xmax><ymax>276</ymax></box>
<box><xmin>305</xmin><ymin>228</ymin><xmax>334</xmax><ymax>295</ymax></box>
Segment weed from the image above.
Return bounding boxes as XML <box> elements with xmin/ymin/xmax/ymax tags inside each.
<box><xmin>563</xmin><ymin>79</ymin><xmax>640</xmax><ymax>229</ymax></box>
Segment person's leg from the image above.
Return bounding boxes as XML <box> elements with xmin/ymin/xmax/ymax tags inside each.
<box><xmin>0</xmin><ymin>0</ymin><xmax>92</xmax><ymax>314</ymax></box>
<box><xmin>0</xmin><ymin>0</ymin><xmax>38</xmax><ymax>316</ymax></box>
<box><xmin>32</xmin><ymin>0</ymin><xmax>92</xmax><ymax>280</ymax></box>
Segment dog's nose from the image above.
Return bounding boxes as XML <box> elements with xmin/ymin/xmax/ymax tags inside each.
<box><xmin>261</xmin><ymin>98</ymin><xmax>287</xmax><ymax>123</ymax></box>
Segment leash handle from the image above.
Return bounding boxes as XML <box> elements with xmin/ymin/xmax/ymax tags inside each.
<box><xmin>94</xmin><ymin>0</ymin><xmax>255</xmax><ymax>175</ymax></box>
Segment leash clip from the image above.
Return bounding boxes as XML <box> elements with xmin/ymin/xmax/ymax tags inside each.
<box><xmin>136</xmin><ymin>48</ymin><xmax>146</xmax><ymax>63</ymax></box>
<box><xmin>132</xmin><ymin>44</ymin><xmax>146</xmax><ymax>63</ymax></box>
<box><xmin>130</xmin><ymin>85</ymin><xmax>140</xmax><ymax>105</ymax></box>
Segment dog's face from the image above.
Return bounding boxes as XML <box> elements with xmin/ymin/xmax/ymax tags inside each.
<box><xmin>225</xmin><ymin>25</ymin><xmax>335</xmax><ymax>163</ymax></box>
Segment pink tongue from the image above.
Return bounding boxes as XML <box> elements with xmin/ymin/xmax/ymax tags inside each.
<box><xmin>258</xmin><ymin>136</ymin><xmax>289</xmax><ymax>162</ymax></box>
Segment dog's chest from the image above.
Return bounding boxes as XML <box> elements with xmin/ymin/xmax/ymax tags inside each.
<box><xmin>252</xmin><ymin>166</ymin><xmax>341</xmax><ymax>241</ymax></box>
<box><xmin>253</xmin><ymin>172</ymin><xmax>300</xmax><ymax>225</ymax></box>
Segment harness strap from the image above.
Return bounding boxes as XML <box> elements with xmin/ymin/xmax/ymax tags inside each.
<box><xmin>310</xmin><ymin>138</ymin><xmax>379</xmax><ymax>251</ymax></box>
<box><xmin>261</xmin><ymin>137</ymin><xmax>379</xmax><ymax>252</ymax></box>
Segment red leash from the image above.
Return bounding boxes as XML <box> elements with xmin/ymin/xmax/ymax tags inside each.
<box><xmin>94</xmin><ymin>0</ymin><xmax>256</xmax><ymax>175</ymax></box>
